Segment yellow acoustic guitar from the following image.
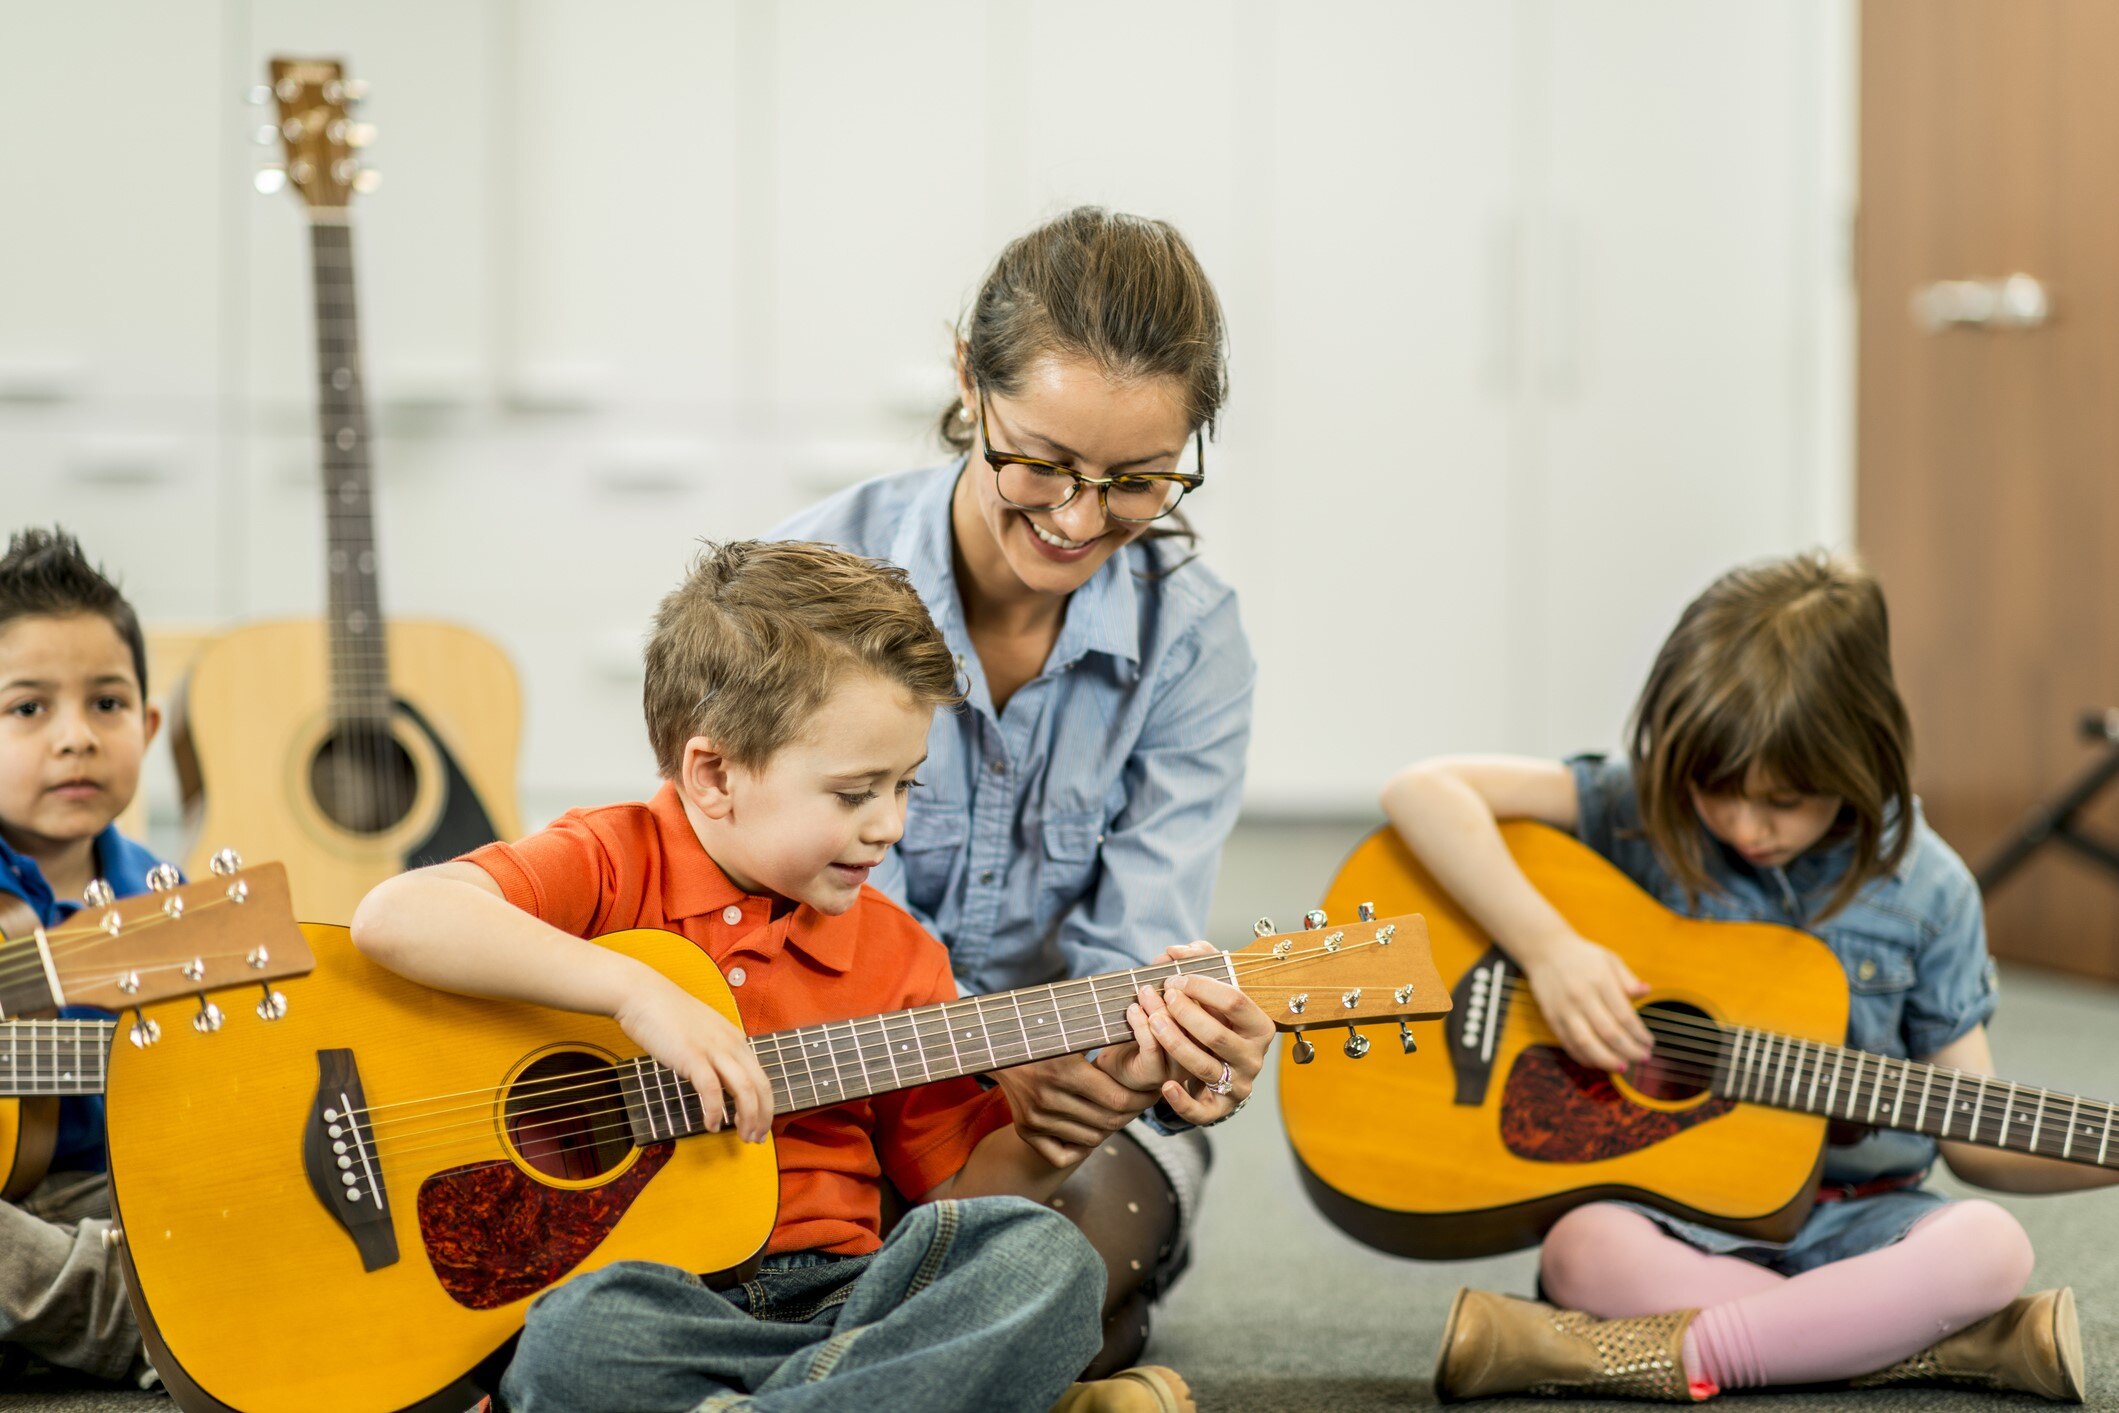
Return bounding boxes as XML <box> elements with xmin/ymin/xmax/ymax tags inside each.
<box><xmin>106</xmin><ymin>908</ymin><xmax>1443</xmax><ymax>1412</ymax></box>
<box><xmin>174</xmin><ymin>57</ymin><xmax>519</xmax><ymax>924</ymax></box>
<box><xmin>1279</xmin><ymin>822</ymin><xmax>2119</xmax><ymax>1261</ymax></box>
<box><xmin>0</xmin><ymin>860</ymin><xmax>313</xmax><ymax>1199</ymax></box>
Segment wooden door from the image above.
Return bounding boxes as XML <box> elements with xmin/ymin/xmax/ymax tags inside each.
<box><xmin>1859</xmin><ymin>0</ymin><xmax>2119</xmax><ymax>977</ymax></box>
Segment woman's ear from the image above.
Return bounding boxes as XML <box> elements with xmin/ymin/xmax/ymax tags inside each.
<box><xmin>953</xmin><ymin>341</ymin><xmax>977</xmax><ymax>425</ymax></box>
<box><xmin>680</xmin><ymin>736</ymin><xmax>737</xmax><ymax>819</ymax></box>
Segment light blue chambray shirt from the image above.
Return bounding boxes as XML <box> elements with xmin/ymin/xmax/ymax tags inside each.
<box><xmin>1570</xmin><ymin>753</ymin><xmax>2000</xmax><ymax>1185</ymax></box>
<box><xmin>770</xmin><ymin>460</ymin><xmax>1256</xmax><ymax>998</ymax></box>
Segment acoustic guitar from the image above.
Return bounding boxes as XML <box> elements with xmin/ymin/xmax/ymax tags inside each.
<box><xmin>1279</xmin><ymin>822</ymin><xmax>2119</xmax><ymax>1261</ymax></box>
<box><xmin>0</xmin><ymin>858</ymin><xmax>313</xmax><ymax>1199</ymax></box>
<box><xmin>173</xmin><ymin>57</ymin><xmax>520</xmax><ymax>924</ymax></box>
<box><xmin>106</xmin><ymin>908</ymin><xmax>1443</xmax><ymax>1412</ymax></box>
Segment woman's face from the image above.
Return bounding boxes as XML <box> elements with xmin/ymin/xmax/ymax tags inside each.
<box><xmin>956</xmin><ymin>353</ymin><xmax>1195</xmax><ymax>601</ymax></box>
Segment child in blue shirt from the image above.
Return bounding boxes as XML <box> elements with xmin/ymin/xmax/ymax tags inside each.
<box><xmin>0</xmin><ymin>527</ymin><xmax>173</xmax><ymax>1384</ymax></box>
<box><xmin>1385</xmin><ymin>552</ymin><xmax>2112</xmax><ymax>1404</ymax></box>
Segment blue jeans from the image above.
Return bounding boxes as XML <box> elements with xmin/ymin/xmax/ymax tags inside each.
<box><xmin>501</xmin><ymin>1196</ymin><xmax>1103</xmax><ymax>1413</ymax></box>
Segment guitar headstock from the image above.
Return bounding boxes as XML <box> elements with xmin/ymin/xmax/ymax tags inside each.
<box><xmin>1228</xmin><ymin>905</ymin><xmax>1449</xmax><ymax>1060</ymax></box>
<box><xmin>7</xmin><ymin>852</ymin><xmax>315</xmax><ymax>1035</ymax></box>
<box><xmin>258</xmin><ymin>57</ymin><xmax>377</xmax><ymax>212</ymax></box>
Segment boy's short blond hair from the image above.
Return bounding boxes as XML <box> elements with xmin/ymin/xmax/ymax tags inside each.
<box><xmin>644</xmin><ymin>540</ymin><xmax>962</xmax><ymax>776</ymax></box>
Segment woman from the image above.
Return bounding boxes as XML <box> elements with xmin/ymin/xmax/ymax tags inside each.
<box><xmin>772</xmin><ymin>207</ymin><xmax>1271</xmax><ymax>1374</ymax></box>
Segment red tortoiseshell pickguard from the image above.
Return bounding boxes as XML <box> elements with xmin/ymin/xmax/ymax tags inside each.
<box><xmin>1499</xmin><ymin>1046</ymin><xmax>1735</xmax><ymax>1163</ymax></box>
<box><xmin>417</xmin><ymin>1144</ymin><xmax>674</xmax><ymax>1309</ymax></box>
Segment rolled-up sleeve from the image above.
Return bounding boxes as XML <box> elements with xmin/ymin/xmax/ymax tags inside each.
<box><xmin>1056</xmin><ymin>596</ymin><xmax>1255</xmax><ymax>979</ymax></box>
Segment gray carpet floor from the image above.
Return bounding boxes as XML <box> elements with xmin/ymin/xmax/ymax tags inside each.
<box><xmin>6</xmin><ymin>819</ymin><xmax>2117</xmax><ymax>1410</ymax></box>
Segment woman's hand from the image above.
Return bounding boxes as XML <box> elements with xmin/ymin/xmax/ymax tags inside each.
<box><xmin>613</xmin><ymin>977</ymin><xmax>776</xmax><ymax>1144</ymax></box>
<box><xmin>1125</xmin><ymin>940</ymin><xmax>1277</xmax><ymax>1126</ymax></box>
<box><xmin>1518</xmin><ymin>931</ymin><xmax>1653</xmax><ymax>1072</ymax></box>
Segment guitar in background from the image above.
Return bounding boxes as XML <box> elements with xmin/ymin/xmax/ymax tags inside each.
<box><xmin>174</xmin><ymin>58</ymin><xmax>520</xmax><ymax>924</ymax></box>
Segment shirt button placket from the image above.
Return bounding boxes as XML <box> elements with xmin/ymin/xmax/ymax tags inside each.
<box><xmin>722</xmin><ymin>904</ymin><xmax>743</xmax><ymax>926</ymax></box>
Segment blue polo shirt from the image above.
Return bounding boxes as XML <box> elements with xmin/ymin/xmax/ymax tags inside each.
<box><xmin>0</xmin><ymin>825</ymin><xmax>173</xmax><ymax>1174</ymax></box>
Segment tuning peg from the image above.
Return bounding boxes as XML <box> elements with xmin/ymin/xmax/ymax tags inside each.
<box><xmin>254</xmin><ymin>167</ymin><xmax>287</xmax><ymax>195</ymax></box>
<box><xmin>1340</xmin><ymin>988</ymin><xmax>1361</xmax><ymax>1009</ymax></box>
<box><xmin>192</xmin><ymin>999</ymin><xmax>225</xmax><ymax>1034</ymax></box>
<box><xmin>127</xmin><ymin>1012</ymin><xmax>160</xmax><ymax>1048</ymax></box>
<box><xmin>1303</xmin><ymin>909</ymin><xmax>1327</xmax><ymax>930</ymax></box>
<box><xmin>209</xmin><ymin>848</ymin><xmax>242</xmax><ymax>877</ymax></box>
<box><xmin>346</xmin><ymin>122</ymin><xmax>377</xmax><ymax>148</ymax></box>
<box><xmin>342</xmin><ymin>78</ymin><xmax>370</xmax><ymax>101</ymax></box>
<box><xmin>1358</xmin><ymin>901</ymin><xmax>1376</xmax><ymax>922</ymax></box>
<box><xmin>81</xmin><ymin>878</ymin><xmax>114</xmax><ymax>908</ymax></box>
<box><xmin>1343</xmin><ymin>1025</ymin><xmax>1371</xmax><ymax>1059</ymax></box>
<box><xmin>226</xmin><ymin>878</ymin><xmax>250</xmax><ymax>905</ymax></box>
<box><xmin>256</xmin><ymin>986</ymin><xmax>289</xmax><ymax>1022</ymax></box>
<box><xmin>353</xmin><ymin>169</ymin><xmax>383</xmax><ymax>195</ymax></box>
<box><xmin>181</xmin><ymin>958</ymin><xmax>205</xmax><ymax>982</ymax></box>
<box><xmin>162</xmin><ymin>893</ymin><xmax>185</xmax><ymax>919</ymax></box>
<box><xmin>253</xmin><ymin>124</ymin><xmax>278</xmax><ymax>146</ymax></box>
<box><xmin>1398</xmin><ymin>1021</ymin><xmax>1419</xmax><ymax>1054</ymax></box>
<box><xmin>1287</xmin><ymin>993</ymin><xmax>1307</xmax><ymax>1015</ymax></box>
<box><xmin>1252</xmin><ymin>917</ymin><xmax>1274</xmax><ymax>938</ymax></box>
<box><xmin>1291</xmin><ymin>1034</ymin><xmax>1315</xmax><ymax>1064</ymax></box>
<box><xmin>246</xmin><ymin>83</ymin><xmax>273</xmax><ymax>106</ymax></box>
<box><xmin>246</xmin><ymin>946</ymin><xmax>270</xmax><ymax>970</ymax></box>
<box><xmin>145</xmin><ymin>863</ymin><xmax>181</xmax><ymax>893</ymax></box>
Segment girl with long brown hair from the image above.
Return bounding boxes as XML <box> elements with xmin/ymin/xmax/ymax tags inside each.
<box><xmin>1384</xmin><ymin>551</ymin><xmax>2111</xmax><ymax>1404</ymax></box>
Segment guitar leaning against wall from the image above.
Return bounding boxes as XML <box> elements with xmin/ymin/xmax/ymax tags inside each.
<box><xmin>173</xmin><ymin>57</ymin><xmax>520</xmax><ymax>924</ymax></box>
<box><xmin>1280</xmin><ymin>821</ymin><xmax>2119</xmax><ymax>1261</ymax></box>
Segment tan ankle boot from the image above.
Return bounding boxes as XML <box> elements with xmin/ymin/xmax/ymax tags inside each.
<box><xmin>1047</xmin><ymin>1364</ymin><xmax>1195</xmax><ymax>1413</ymax></box>
<box><xmin>1433</xmin><ymin>1288</ymin><xmax>1703</xmax><ymax>1403</ymax></box>
<box><xmin>1850</xmin><ymin>1287</ymin><xmax>2084</xmax><ymax>1402</ymax></box>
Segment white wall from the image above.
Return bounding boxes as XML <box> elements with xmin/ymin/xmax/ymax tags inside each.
<box><xmin>0</xmin><ymin>0</ymin><xmax>1855</xmax><ymax>831</ymax></box>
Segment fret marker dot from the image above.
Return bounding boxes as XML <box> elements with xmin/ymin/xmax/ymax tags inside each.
<box><xmin>348</xmin><ymin>611</ymin><xmax>368</xmax><ymax>633</ymax></box>
<box><xmin>333</xmin><ymin>367</ymin><xmax>352</xmax><ymax>389</ymax></box>
<box><xmin>336</xmin><ymin>427</ymin><xmax>356</xmax><ymax>450</ymax></box>
<box><xmin>358</xmin><ymin>551</ymin><xmax>375</xmax><ymax>573</ymax></box>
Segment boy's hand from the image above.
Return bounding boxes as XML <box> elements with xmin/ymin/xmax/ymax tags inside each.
<box><xmin>1520</xmin><ymin>930</ymin><xmax>1653</xmax><ymax>1073</ymax></box>
<box><xmin>612</xmin><ymin>977</ymin><xmax>775</xmax><ymax>1144</ymax></box>
<box><xmin>991</xmin><ymin>1054</ymin><xmax>1161</xmax><ymax>1170</ymax></box>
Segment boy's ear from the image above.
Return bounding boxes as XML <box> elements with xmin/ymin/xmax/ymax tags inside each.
<box><xmin>141</xmin><ymin>701</ymin><xmax>162</xmax><ymax>752</ymax></box>
<box><xmin>679</xmin><ymin>736</ymin><xmax>737</xmax><ymax>820</ymax></box>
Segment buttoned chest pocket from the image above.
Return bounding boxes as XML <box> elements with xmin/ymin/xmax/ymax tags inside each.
<box><xmin>1833</xmin><ymin>932</ymin><xmax>1919</xmax><ymax>1056</ymax></box>
<box><xmin>1036</xmin><ymin>809</ymin><xmax>1105</xmax><ymax>930</ymax></box>
<box><xmin>895</xmin><ymin>801</ymin><xmax>969</xmax><ymax>917</ymax></box>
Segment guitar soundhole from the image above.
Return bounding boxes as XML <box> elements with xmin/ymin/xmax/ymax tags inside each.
<box><xmin>1632</xmin><ymin>1000</ymin><xmax>1716</xmax><ymax>1102</ymax></box>
<box><xmin>309</xmin><ymin>723</ymin><xmax>419</xmax><ymax>834</ymax></box>
<box><xmin>504</xmin><ymin>1051</ymin><xmax>635</xmax><ymax>1183</ymax></box>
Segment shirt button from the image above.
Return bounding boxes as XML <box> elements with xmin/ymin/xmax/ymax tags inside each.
<box><xmin>1857</xmin><ymin>958</ymin><xmax>1877</xmax><ymax>981</ymax></box>
<box><xmin>989</xmin><ymin>758</ymin><xmax>1006</xmax><ymax>775</ymax></box>
<box><xmin>722</xmin><ymin>905</ymin><xmax>743</xmax><ymax>925</ymax></box>
<box><xmin>728</xmin><ymin>966</ymin><xmax>747</xmax><ymax>987</ymax></box>
<box><xmin>980</xmin><ymin>870</ymin><xmax>995</xmax><ymax>885</ymax></box>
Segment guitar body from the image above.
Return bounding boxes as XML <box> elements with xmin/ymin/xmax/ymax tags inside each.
<box><xmin>173</xmin><ymin>619</ymin><xmax>521</xmax><ymax>924</ymax></box>
<box><xmin>0</xmin><ymin>1097</ymin><xmax>59</xmax><ymax>1202</ymax></box>
<box><xmin>105</xmin><ymin>923</ymin><xmax>779</xmax><ymax>1413</ymax></box>
<box><xmin>1280</xmin><ymin>823</ymin><xmax>1848</xmax><ymax>1260</ymax></box>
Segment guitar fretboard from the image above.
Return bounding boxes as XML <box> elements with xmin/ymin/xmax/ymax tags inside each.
<box><xmin>0</xmin><ymin>1020</ymin><xmax>113</xmax><ymax>1096</ymax></box>
<box><xmin>309</xmin><ymin>219</ymin><xmax>390</xmax><ymax>727</ymax></box>
<box><xmin>1714</xmin><ymin>1023</ymin><xmax>2119</xmax><ymax>1168</ymax></box>
<box><xmin>617</xmin><ymin>954</ymin><xmax>1234</xmax><ymax>1143</ymax></box>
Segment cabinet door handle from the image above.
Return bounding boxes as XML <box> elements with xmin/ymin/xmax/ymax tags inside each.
<box><xmin>1912</xmin><ymin>273</ymin><xmax>2050</xmax><ymax>332</ymax></box>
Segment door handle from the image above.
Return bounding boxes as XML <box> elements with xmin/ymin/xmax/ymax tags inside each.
<box><xmin>1912</xmin><ymin>273</ymin><xmax>2050</xmax><ymax>332</ymax></box>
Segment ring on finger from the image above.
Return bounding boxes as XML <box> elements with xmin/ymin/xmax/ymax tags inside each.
<box><xmin>1208</xmin><ymin>1060</ymin><xmax>1233</xmax><ymax>1096</ymax></box>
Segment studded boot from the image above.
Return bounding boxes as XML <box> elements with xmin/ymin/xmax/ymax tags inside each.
<box><xmin>1433</xmin><ymin>1288</ymin><xmax>1705</xmax><ymax>1403</ymax></box>
<box><xmin>1849</xmin><ymin>1288</ymin><xmax>2084</xmax><ymax>1403</ymax></box>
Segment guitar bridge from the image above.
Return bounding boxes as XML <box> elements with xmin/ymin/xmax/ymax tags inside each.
<box><xmin>1447</xmin><ymin>946</ymin><xmax>1517</xmax><ymax>1106</ymax></box>
<box><xmin>304</xmin><ymin>1048</ymin><xmax>398</xmax><ymax>1271</ymax></box>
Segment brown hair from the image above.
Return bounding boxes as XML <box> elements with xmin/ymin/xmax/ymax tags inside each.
<box><xmin>1627</xmin><ymin>550</ymin><xmax>1913</xmax><ymax>920</ymax></box>
<box><xmin>643</xmin><ymin>540</ymin><xmax>962</xmax><ymax>777</ymax></box>
<box><xmin>0</xmin><ymin>527</ymin><xmax>149</xmax><ymax>697</ymax></box>
<box><xmin>940</xmin><ymin>208</ymin><xmax>1226</xmax><ymax>564</ymax></box>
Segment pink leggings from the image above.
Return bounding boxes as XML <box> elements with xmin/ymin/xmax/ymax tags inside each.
<box><xmin>1539</xmin><ymin>1200</ymin><xmax>2034</xmax><ymax>1393</ymax></box>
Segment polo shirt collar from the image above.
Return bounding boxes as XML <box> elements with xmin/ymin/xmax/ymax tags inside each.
<box><xmin>646</xmin><ymin>782</ymin><xmax>859</xmax><ymax>973</ymax></box>
<box><xmin>890</xmin><ymin>458</ymin><xmax>1142</xmax><ymax>675</ymax></box>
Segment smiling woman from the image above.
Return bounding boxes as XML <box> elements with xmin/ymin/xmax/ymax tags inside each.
<box><xmin>771</xmin><ymin>207</ymin><xmax>1270</xmax><ymax>1374</ymax></box>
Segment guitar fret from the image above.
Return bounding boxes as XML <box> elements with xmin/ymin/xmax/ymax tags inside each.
<box><xmin>1824</xmin><ymin>1051</ymin><xmax>1843</xmax><ymax>1115</ymax></box>
<box><xmin>1773</xmin><ymin>1033</ymin><xmax>1792</xmax><ymax>1104</ymax></box>
<box><xmin>1007</xmin><ymin>990</ymin><xmax>1033</xmax><ymax>1065</ymax></box>
<box><xmin>2028</xmin><ymin>1084</ymin><xmax>2045</xmax><ymax>1156</ymax></box>
<box><xmin>1891</xmin><ymin>1058</ymin><xmax>1909</xmax><ymax>1127</ymax></box>
<box><xmin>1867</xmin><ymin>1055</ymin><xmax>1885</xmax><ymax>1123</ymax></box>
<box><xmin>873</xmin><ymin>1014</ymin><xmax>902</xmax><ymax>1092</ymax></box>
<box><xmin>1970</xmin><ymin>1075</ymin><xmax>1989</xmax><ymax>1145</ymax></box>
<box><xmin>1745</xmin><ymin>1031</ymin><xmax>1764</xmax><ymax>1101</ymax></box>
<box><xmin>793</xmin><ymin>1021</ymin><xmax>822</xmax><ymax>1105</ymax></box>
<box><xmin>2065</xmin><ymin>1093</ymin><xmax>2081</xmax><ymax>1160</ymax></box>
<box><xmin>2101</xmin><ymin>1107</ymin><xmax>2113</xmax><ymax>1167</ymax></box>
<box><xmin>1807</xmin><ymin>1042</ymin><xmax>1825</xmax><ymax>1112</ymax></box>
<box><xmin>972</xmin><ymin>996</ymin><xmax>998</xmax><ymax>1072</ymax></box>
<box><xmin>941</xmin><ymin>998</ymin><xmax>965</xmax><ymax>1076</ymax></box>
<box><xmin>1942</xmin><ymin>1071</ymin><xmax>1961</xmax><ymax>1138</ymax></box>
<box><xmin>1844</xmin><ymin>1051</ymin><xmax>1865</xmax><ymax>1120</ymax></box>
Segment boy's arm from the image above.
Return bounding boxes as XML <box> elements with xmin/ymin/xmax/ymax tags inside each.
<box><xmin>920</xmin><ymin>1123</ymin><xmax>1074</xmax><ymax>1204</ymax></box>
<box><xmin>1379</xmin><ymin>754</ymin><xmax>1652</xmax><ymax>1070</ymax></box>
<box><xmin>1927</xmin><ymin>1025</ymin><xmax>2119</xmax><ymax>1194</ymax></box>
<box><xmin>351</xmin><ymin>863</ymin><xmax>774</xmax><ymax>1142</ymax></box>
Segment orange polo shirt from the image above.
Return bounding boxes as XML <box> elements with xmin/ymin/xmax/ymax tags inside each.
<box><xmin>462</xmin><ymin>781</ymin><xmax>1014</xmax><ymax>1257</ymax></box>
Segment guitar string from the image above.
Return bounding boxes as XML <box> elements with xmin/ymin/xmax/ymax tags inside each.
<box><xmin>317</xmin><ymin>940</ymin><xmax>1390</xmax><ymax>1152</ymax></box>
<box><xmin>0</xmin><ymin>890</ymin><xmax>265</xmax><ymax>991</ymax></box>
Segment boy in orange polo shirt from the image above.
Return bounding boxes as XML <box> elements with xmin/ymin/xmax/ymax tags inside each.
<box><xmin>352</xmin><ymin>540</ymin><xmax>1205</xmax><ymax>1413</ymax></box>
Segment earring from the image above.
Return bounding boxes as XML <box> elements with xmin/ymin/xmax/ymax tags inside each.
<box><xmin>957</xmin><ymin>405</ymin><xmax>974</xmax><ymax>424</ymax></box>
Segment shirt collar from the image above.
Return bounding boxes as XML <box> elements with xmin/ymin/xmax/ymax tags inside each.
<box><xmin>646</xmin><ymin>782</ymin><xmax>859</xmax><ymax>973</ymax></box>
<box><xmin>891</xmin><ymin>459</ymin><xmax>1142</xmax><ymax>676</ymax></box>
<box><xmin>0</xmin><ymin>824</ymin><xmax>142</xmax><ymax>922</ymax></box>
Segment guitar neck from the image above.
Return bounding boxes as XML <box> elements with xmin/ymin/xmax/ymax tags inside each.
<box><xmin>1716</xmin><ymin>1024</ymin><xmax>2119</xmax><ymax>1169</ymax></box>
<box><xmin>618</xmin><ymin>954</ymin><xmax>1236</xmax><ymax>1143</ymax></box>
<box><xmin>308</xmin><ymin>218</ymin><xmax>391</xmax><ymax>723</ymax></box>
<box><xmin>0</xmin><ymin>1019</ymin><xmax>114</xmax><ymax>1096</ymax></box>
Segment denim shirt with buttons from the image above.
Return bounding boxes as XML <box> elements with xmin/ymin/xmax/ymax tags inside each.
<box><xmin>1569</xmin><ymin>753</ymin><xmax>1999</xmax><ymax>1185</ymax></box>
<box><xmin>771</xmin><ymin>461</ymin><xmax>1256</xmax><ymax>999</ymax></box>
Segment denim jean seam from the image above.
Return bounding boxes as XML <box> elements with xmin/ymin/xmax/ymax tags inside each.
<box><xmin>904</xmin><ymin>1199</ymin><xmax>960</xmax><ymax>1299</ymax></box>
<box><xmin>760</xmin><ymin>1283</ymin><xmax>858</xmax><ymax>1325</ymax></box>
<box><xmin>689</xmin><ymin>1391</ymin><xmax>753</xmax><ymax>1413</ymax></box>
<box><xmin>800</xmin><ymin>1320</ymin><xmax>873</xmax><ymax>1383</ymax></box>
